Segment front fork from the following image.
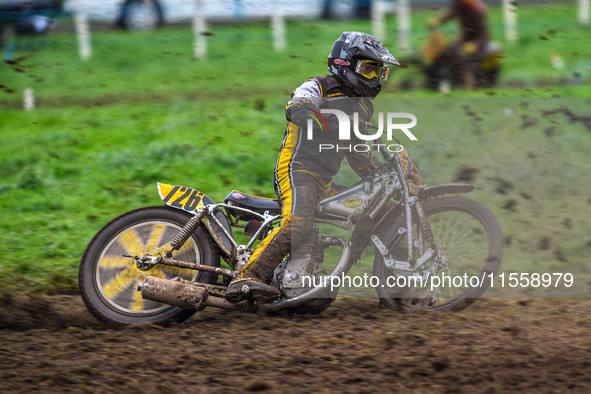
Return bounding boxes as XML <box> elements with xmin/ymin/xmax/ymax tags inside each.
<box><xmin>392</xmin><ymin>148</ymin><xmax>438</xmax><ymax>268</ymax></box>
<box><xmin>414</xmin><ymin>199</ymin><xmax>437</xmax><ymax>254</ymax></box>
<box><xmin>372</xmin><ymin>197</ymin><xmax>439</xmax><ymax>272</ymax></box>
<box><xmin>402</xmin><ymin>197</ymin><xmax>438</xmax><ymax>269</ymax></box>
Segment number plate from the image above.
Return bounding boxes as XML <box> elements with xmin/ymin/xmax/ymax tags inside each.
<box><xmin>157</xmin><ymin>182</ymin><xmax>211</xmax><ymax>213</ymax></box>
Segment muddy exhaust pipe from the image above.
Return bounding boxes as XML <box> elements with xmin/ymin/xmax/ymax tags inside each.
<box><xmin>138</xmin><ymin>276</ymin><xmax>238</xmax><ymax>310</ymax></box>
<box><xmin>138</xmin><ymin>276</ymin><xmax>211</xmax><ymax>310</ymax></box>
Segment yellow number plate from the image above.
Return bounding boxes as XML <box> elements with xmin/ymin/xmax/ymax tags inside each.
<box><xmin>157</xmin><ymin>183</ymin><xmax>206</xmax><ymax>213</ymax></box>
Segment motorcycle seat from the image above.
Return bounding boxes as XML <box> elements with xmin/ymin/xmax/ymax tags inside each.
<box><xmin>224</xmin><ymin>190</ymin><xmax>281</xmax><ymax>217</ymax></box>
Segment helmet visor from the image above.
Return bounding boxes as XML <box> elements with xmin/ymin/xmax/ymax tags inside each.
<box><xmin>355</xmin><ymin>59</ymin><xmax>390</xmax><ymax>81</ymax></box>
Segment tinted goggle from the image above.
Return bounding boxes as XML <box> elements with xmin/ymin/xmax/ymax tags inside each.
<box><xmin>355</xmin><ymin>59</ymin><xmax>390</xmax><ymax>81</ymax></box>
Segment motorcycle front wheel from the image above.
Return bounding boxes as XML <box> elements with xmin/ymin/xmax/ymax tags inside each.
<box><xmin>79</xmin><ymin>206</ymin><xmax>219</xmax><ymax>326</ymax></box>
<box><xmin>373</xmin><ymin>196</ymin><xmax>503</xmax><ymax>311</ymax></box>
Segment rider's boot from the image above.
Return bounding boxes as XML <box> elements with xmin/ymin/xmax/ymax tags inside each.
<box><xmin>225</xmin><ymin>228</ymin><xmax>290</xmax><ymax>304</ymax></box>
<box><xmin>225</xmin><ymin>276</ymin><xmax>281</xmax><ymax>304</ymax></box>
<box><xmin>225</xmin><ymin>255</ymin><xmax>281</xmax><ymax>304</ymax></box>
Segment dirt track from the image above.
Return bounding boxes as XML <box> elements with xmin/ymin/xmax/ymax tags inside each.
<box><xmin>1</xmin><ymin>294</ymin><xmax>591</xmax><ymax>393</ymax></box>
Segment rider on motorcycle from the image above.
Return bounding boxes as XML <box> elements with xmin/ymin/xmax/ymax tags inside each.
<box><xmin>427</xmin><ymin>0</ymin><xmax>490</xmax><ymax>89</ymax></box>
<box><xmin>225</xmin><ymin>31</ymin><xmax>400</xmax><ymax>304</ymax></box>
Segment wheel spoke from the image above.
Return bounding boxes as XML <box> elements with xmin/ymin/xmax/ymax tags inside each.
<box><xmin>130</xmin><ymin>280</ymin><xmax>146</xmax><ymax>311</ymax></box>
<box><xmin>439</xmin><ymin>232</ymin><xmax>483</xmax><ymax>251</ymax></box>
<box><xmin>102</xmin><ymin>265</ymin><xmax>143</xmax><ymax>300</ymax></box>
<box><xmin>118</xmin><ymin>228</ymin><xmax>147</xmax><ymax>255</ymax></box>
<box><xmin>100</xmin><ymin>255</ymin><xmax>134</xmax><ymax>270</ymax></box>
<box><xmin>146</xmin><ymin>223</ymin><xmax>166</xmax><ymax>252</ymax></box>
<box><xmin>174</xmin><ymin>238</ymin><xmax>196</xmax><ymax>258</ymax></box>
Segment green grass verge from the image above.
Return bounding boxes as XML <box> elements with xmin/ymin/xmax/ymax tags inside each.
<box><xmin>0</xmin><ymin>97</ymin><xmax>284</xmax><ymax>292</ymax></box>
<box><xmin>1</xmin><ymin>97</ymin><xmax>590</xmax><ymax>296</ymax></box>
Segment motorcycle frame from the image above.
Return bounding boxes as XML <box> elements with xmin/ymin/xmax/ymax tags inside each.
<box><xmin>142</xmin><ymin>148</ymin><xmax>451</xmax><ymax>311</ymax></box>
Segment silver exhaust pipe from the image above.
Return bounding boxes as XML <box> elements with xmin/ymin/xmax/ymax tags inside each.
<box><xmin>260</xmin><ymin>236</ymin><xmax>350</xmax><ymax>312</ymax></box>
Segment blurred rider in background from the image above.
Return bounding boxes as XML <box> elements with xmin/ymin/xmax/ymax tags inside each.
<box><xmin>427</xmin><ymin>0</ymin><xmax>490</xmax><ymax>89</ymax></box>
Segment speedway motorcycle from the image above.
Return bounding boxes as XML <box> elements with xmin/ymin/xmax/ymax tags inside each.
<box><xmin>79</xmin><ymin>141</ymin><xmax>503</xmax><ymax>326</ymax></box>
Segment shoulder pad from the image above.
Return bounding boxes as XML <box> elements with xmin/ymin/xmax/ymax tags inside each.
<box><xmin>314</xmin><ymin>75</ymin><xmax>342</xmax><ymax>97</ymax></box>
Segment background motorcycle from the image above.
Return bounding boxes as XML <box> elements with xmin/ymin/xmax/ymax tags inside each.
<box><xmin>413</xmin><ymin>28</ymin><xmax>501</xmax><ymax>91</ymax></box>
<box><xmin>79</xmin><ymin>140</ymin><xmax>503</xmax><ymax>326</ymax></box>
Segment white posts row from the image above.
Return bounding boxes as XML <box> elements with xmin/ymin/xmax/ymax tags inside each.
<box><xmin>71</xmin><ymin>0</ymin><xmax>591</xmax><ymax>63</ymax></box>
<box><xmin>72</xmin><ymin>0</ymin><xmax>591</xmax><ymax>63</ymax></box>
<box><xmin>193</xmin><ymin>0</ymin><xmax>286</xmax><ymax>58</ymax></box>
<box><xmin>72</xmin><ymin>0</ymin><xmax>285</xmax><ymax>61</ymax></box>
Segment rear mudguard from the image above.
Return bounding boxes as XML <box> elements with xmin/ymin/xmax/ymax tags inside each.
<box><xmin>157</xmin><ymin>183</ymin><xmax>235</xmax><ymax>259</ymax></box>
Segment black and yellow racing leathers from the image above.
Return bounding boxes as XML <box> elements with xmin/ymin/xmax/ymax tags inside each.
<box><xmin>238</xmin><ymin>74</ymin><xmax>382</xmax><ymax>282</ymax></box>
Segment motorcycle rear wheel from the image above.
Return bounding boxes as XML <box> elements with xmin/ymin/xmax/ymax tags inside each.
<box><xmin>373</xmin><ymin>196</ymin><xmax>503</xmax><ymax>311</ymax></box>
<box><xmin>79</xmin><ymin>206</ymin><xmax>219</xmax><ymax>326</ymax></box>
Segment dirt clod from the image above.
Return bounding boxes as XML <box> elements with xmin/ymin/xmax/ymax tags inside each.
<box><xmin>455</xmin><ymin>165</ymin><xmax>479</xmax><ymax>182</ymax></box>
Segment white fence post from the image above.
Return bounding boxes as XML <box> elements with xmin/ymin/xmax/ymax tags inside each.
<box><xmin>502</xmin><ymin>0</ymin><xmax>518</xmax><ymax>43</ymax></box>
<box><xmin>193</xmin><ymin>0</ymin><xmax>207</xmax><ymax>59</ymax></box>
<box><xmin>579</xmin><ymin>0</ymin><xmax>590</xmax><ymax>26</ymax></box>
<box><xmin>371</xmin><ymin>0</ymin><xmax>385</xmax><ymax>40</ymax></box>
<box><xmin>397</xmin><ymin>0</ymin><xmax>411</xmax><ymax>53</ymax></box>
<box><xmin>271</xmin><ymin>0</ymin><xmax>286</xmax><ymax>51</ymax></box>
<box><xmin>24</xmin><ymin>88</ymin><xmax>35</xmax><ymax>111</ymax></box>
<box><xmin>74</xmin><ymin>0</ymin><xmax>92</xmax><ymax>61</ymax></box>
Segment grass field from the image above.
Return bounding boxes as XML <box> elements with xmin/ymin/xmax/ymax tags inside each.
<box><xmin>1</xmin><ymin>3</ymin><xmax>590</xmax><ymax>294</ymax></box>
<box><xmin>1</xmin><ymin>2</ymin><xmax>590</xmax><ymax>105</ymax></box>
